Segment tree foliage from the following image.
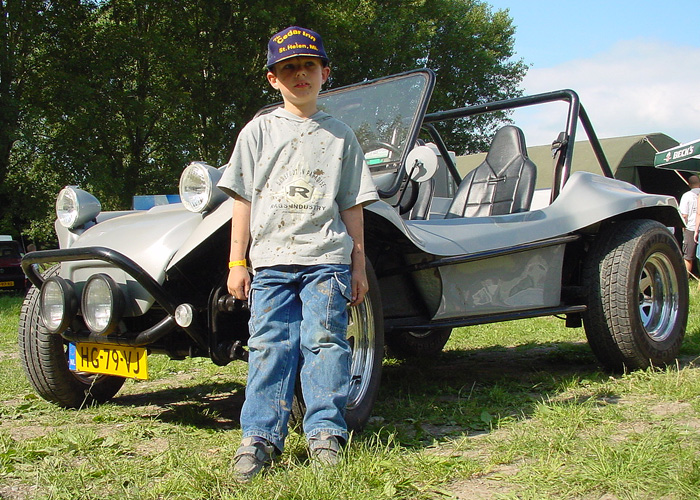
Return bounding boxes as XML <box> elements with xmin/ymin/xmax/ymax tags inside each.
<box><xmin>0</xmin><ymin>0</ymin><xmax>526</xmax><ymax>245</ymax></box>
<box><xmin>0</xmin><ymin>0</ymin><xmax>53</xmax><ymax>239</ymax></box>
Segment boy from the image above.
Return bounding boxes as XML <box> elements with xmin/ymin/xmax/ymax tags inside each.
<box><xmin>217</xmin><ymin>26</ymin><xmax>379</xmax><ymax>482</ymax></box>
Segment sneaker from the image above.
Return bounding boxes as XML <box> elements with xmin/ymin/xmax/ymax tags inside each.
<box><xmin>232</xmin><ymin>438</ymin><xmax>275</xmax><ymax>482</ymax></box>
<box><xmin>308</xmin><ymin>432</ymin><xmax>342</xmax><ymax>466</ymax></box>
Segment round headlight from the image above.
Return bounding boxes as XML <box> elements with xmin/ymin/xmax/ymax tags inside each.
<box><xmin>56</xmin><ymin>186</ymin><xmax>101</xmax><ymax>229</ymax></box>
<box><xmin>81</xmin><ymin>274</ymin><xmax>124</xmax><ymax>335</ymax></box>
<box><xmin>179</xmin><ymin>162</ymin><xmax>226</xmax><ymax>213</ymax></box>
<box><xmin>40</xmin><ymin>277</ymin><xmax>78</xmax><ymax>333</ymax></box>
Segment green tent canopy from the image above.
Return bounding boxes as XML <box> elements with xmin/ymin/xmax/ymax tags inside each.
<box><xmin>654</xmin><ymin>139</ymin><xmax>700</xmax><ymax>172</ymax></box>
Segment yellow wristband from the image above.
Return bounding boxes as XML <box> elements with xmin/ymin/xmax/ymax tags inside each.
<box><xmin>228</xmin><ymin>259</ymin><xmax>247</xmax><ymax>268</ymax></box>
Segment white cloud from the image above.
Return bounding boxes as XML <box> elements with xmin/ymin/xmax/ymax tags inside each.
<box><xmin>514</xmin><ymin>40</ymin><xmax>700</xmax><ymax>146</ymax></box>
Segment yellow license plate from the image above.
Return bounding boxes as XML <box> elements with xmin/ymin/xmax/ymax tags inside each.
<box><xmin>0</xmin><ymin>281</ymin><xmax>14</xmax><ymax>287</ymax></box>
<box><xmin>70</xmin><ymin>342</ymin><xmax>148</xmax><ymax>380</ymax></box>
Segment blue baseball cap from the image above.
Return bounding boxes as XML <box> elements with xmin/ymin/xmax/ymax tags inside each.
<box><xmin>267</xmin><ymin>26</ymin><xmax>328</xmax><ymax>69</ymax></box>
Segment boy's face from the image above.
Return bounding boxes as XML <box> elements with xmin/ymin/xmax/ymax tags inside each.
<box><xmin>267</xmin><ymin>57</ymin><xmax>330</xmax><ymax>114</ymax></box>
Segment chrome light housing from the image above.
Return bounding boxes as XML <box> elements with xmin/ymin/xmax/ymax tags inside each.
<box><xmin>56</xmin><ymin>186</ymin><xmax>102</xmax><ymax>229</ymax></box>
<box><xmin>81</xmin><ymin>274</ymin><xmax>124</xmax><ymax>335</ymax></box>
<box><xmin>174</xmin><ymin>303</ymin><xmax>194</xmax><ymax>328</ymax></box>
<box><xmin>179</xmin><ymin>161</ymin><xmax>227</xmax><ymax>213</ymax></box>
<box><xmin>39</xmin><ymin>276</ymin><xmax>78</xmax><ymax>334</ymax></box>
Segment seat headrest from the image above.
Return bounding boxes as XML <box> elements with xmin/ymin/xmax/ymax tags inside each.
<box><xmin>485</xmin><ymin>125</ymin><xmax>528</xmax><ymax>169</ymax></box>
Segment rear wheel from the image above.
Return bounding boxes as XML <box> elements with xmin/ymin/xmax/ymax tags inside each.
<box><xmin>582</xmin><ymin>220</ymin><xmax>687</xmax><ymax>371</ymax></box>
<box><xmin>18</xmin><ymin>266</ymin><xmax>125</xmax><ymax>408</ymax></box>
<box><xmin>386</xmin><ymin>328</ymin><xmax>452</xmax><ymax>358</ymax></box>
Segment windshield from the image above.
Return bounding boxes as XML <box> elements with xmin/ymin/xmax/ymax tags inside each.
<box><xmin>257</xmin><ymin>70</ymin><xmax>434</xmax><ymax>173</ymax></box>
<box><xmin>317</xmin><ymin>71</ymin><xmax>433</xmax><ymax>171</ymax></box>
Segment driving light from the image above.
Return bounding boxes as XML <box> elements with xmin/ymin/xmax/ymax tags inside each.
<box><xmin>174</xmin><ymin>303</ymin><xmax>194</xmax><ymax>328</ymax></box>
<box><xmin>179</xmin><ymin>161</ymin><xmax>227</xmax><ymax>213</ymax></box>
<box><xmin>39</xmin><ymin>277</ymin><xmax>78</xmax><ymax>334</ymax></box>
<box><xmin>56</xmin><ymin>186</ymin><xmax>102</xmax><ymax>229</ymax></box>
<box><xmin>81</xmin><ymin>274</ymin><xmax>124</xmax><ymax>335</ymax></box>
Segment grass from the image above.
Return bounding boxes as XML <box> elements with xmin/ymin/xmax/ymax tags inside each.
<box><xmin>1</xmin><ymin>289</ymin><xmax>700</xmax><ymax>499</ymax></box>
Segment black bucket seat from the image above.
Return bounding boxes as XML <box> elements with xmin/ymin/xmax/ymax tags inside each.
<box><xmin>446</xmin><ymin>125</ymin><xmax>536</xmax><ymax>218</ymax></box>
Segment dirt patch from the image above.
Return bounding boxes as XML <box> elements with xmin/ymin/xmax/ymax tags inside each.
<box><xmin>0</xmin><ymin>424</ymin><xmax>51</xmax><ymax>442</ymax></box>
<box><xmin>650</xmin><ymin>401</ymin><xmax>700</xmax><ymax>431</ymax></box>
<box><xmin>133</xmin><ymin>436</ymin><xmax>170</xmax><ymax>457</ymax></box>
<box><xmin>448</xmin><ymin>463</ymin><xmax>522</xmax><ymax>499</ymax></box>
<box><xmin>649</xmin><ymin>401</ymin><xmax>693</xmax><ymax>417</ymax></box>
<box><xmin>0</xmin><ymin>350</ymin><xmax>18</xmax><ymax>361</ymax></box>
<box><xmin>0</xmin><ymin>483</ymin><xmax>39</xmax><ymax>500</ymax></box>
<box><xmin>423</xmin><ymin>425</ymin><xmax>524</xmax><ymax>498</ymax></box>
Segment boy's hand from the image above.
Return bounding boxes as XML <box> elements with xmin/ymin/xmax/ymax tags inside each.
<box><xmin>350</xmin><ymin>267</ymin><xmax>369</xmax><ymax>307</ymax></box>
<box><xmin>340</xmin><ymin>204</ymin><xmax>369</xmax><ymax>307</ymax></box>
<box><xmin>227</xmin><ymin>266</ymin><xmax>251</xmax><ymax>301</ymax></box>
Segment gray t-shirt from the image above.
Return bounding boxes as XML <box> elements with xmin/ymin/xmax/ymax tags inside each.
<box><xmin>217</xmin><ymin>108</ymin><xmax>379</xmax><ymax>269</ymax></box>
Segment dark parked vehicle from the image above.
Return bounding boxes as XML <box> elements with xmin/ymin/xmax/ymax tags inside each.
<box><xmin>0</xmin><ymin>237</ymin><xmax>27</xmax><ymax>293</ymax></box>
<box><xmin>20</xmin><ymin>70</ymin><xmax>687</xmax><ymax>430</ymax></box>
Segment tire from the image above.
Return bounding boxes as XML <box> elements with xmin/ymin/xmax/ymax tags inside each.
<box><xmin>18</xmin><ymin>265</ymin><xmax>125</xmax><ymax>408</ymax></box>
<box><xmin>582</xmin><ymin>219</ymin><xmax>688</xmax><ymax>372</ymax></box>
<box><xmin>386</xmin><ymin>328</ymin><xmax>452</xmax><ymax>358</ymax></box>
<box><xmin>291</xmin><ymin>259</ymin><xmax>384</xmax><ymax>432</ymax></box>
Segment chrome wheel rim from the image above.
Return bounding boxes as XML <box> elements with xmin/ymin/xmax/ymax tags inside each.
<box><xmin>346</xmin><ymin>296</ymin><xmax>376</xmax><ymax>410</ymax></box>
<box><xmin>638</xmin><ymin>251</ymin><xmax>680</xmax><ymax>342</ymax></box>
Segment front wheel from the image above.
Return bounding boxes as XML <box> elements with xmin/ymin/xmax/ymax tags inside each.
<box><xmin>344</xmin><ymin>261</ymin><xmax>384</xmax><ymax>430</ymax></box>
<box><xmin>582</xmin><ymin>220</ymin><xmax>688</xmax><ymax>372</ymax></box>
<box><xmin>18</xmin><ymin>266</ymin><xmax>125</xmax><ymax>408</ymax></box>
<box><xmin>292</xmin><ymin>259</ymin><xmax>384</xmax><ymax>431</ymax></box>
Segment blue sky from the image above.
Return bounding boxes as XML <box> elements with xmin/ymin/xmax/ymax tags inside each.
<box><xmin>486</xmin><ymin>0</ymin><xmax>700</xmax><ymax>146</ymax></box>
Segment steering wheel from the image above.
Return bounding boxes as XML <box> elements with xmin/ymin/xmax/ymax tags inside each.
<box><xmin>364</xmin><ymin>140</ymin><xmax>402</xmax><ymax>163</ymax></box>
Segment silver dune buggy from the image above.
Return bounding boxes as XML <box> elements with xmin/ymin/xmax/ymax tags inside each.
<box><xmin>20</xmin><ymin>70</ymin><xmax>688</xmax><ymax>430</ymax></box>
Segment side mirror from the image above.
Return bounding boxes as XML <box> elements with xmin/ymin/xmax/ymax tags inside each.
<box><xmin>404</xmin><ymin>146</ymin><xmax>438</xmax><ymax>183</ymax></box>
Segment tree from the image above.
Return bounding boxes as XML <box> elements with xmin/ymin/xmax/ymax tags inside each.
<box><xmin>3</xmin><ymin>0</ymin><xmax>526</xmax><ymax>245</ymax></box>
<box><xmin>0</xmin><ymin>0</ymin><xmax>53</xmax><ymax>238</ymax></box>
<box><xmin>418</xmin><ymin>1</ymin><xmax>526</xmax><ymax>153</ymax></box>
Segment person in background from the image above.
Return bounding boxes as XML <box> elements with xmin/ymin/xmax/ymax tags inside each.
<box><xmin>681</xmin><ymin>175</ymin><xmax>700</xmax><ymax>275</ymax></box>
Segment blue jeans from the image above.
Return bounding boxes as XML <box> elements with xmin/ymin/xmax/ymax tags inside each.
<box><xmin>240</xmin><ymin>264</ymin><xmax>353</xmax><ymax>452</ymax></box>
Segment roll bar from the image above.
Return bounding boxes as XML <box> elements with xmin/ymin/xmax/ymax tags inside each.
<box><xmin>422</xmin><ymin>89</ymin><xmax>613</xmax><ymax>202</ymax></box>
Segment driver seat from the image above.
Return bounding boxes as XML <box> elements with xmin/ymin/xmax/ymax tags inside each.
<box><xmin>446</xmin><ymin>125</ymin><xmax>536</xmax><ymax>218</ymax></box>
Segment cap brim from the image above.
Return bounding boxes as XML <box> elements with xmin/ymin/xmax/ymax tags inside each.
<box><xmin>267</xmin><ymin>53</ymin><xmax>327</xmax><ymax>69</ymax></box>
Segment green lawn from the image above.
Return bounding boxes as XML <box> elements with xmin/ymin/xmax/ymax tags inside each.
<box><xmin>1</xmin><ymin>288</ymin><xmax>700</xmax><ymax>499</ymax></box>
